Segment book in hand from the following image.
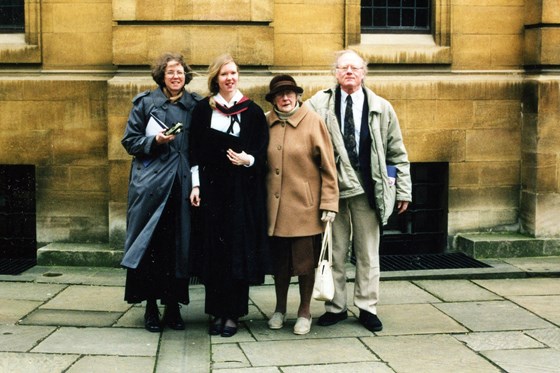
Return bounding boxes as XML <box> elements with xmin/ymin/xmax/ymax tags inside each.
<box><xmin>207</xmin><ymin>127</ymin><xmax>242</xmax><ymax>153</ymax></box>
<box><xmin>386</xmin><ymin>165</ymin><xmax>397</xmax><ymax>186</ymax></box>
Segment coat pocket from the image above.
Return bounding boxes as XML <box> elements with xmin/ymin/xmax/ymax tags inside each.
<box><xmin>303</xmin><ymin>181</ymin><xmax>315</xmax><ymax>207</ymax></box>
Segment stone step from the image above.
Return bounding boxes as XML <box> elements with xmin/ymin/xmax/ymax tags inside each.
<box><xmin>455</xmin><ymin>232</ymin><xmax>560</xmax><ymax>259</ymax></box>
<box><xmin>37</xmin><ymin>243</ymin><xmax>123</xmax><ymax>267</ymax></box>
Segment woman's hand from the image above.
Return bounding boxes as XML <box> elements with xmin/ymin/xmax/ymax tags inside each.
<box><xmin>226</xmin><ymin>149</ymin><xmax>251</xmax><ymax>166</ymax></box>
<box><xmin>321</xmin><ymin>210</ymin><xmax>336</xmax><ymax>223</ymax></box>
<box><xmin>155</xmin><ymin>131</ymin><xmax>176</xmax><ymax>145</ymax></box>
<box><xmin>190</xmin><ymin>187</ymin><xmax>201</xmax><ymax>207</ymax></box>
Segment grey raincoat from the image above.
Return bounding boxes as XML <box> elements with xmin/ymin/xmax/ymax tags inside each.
<box><xmin>121</xmin><ymin>87</ymin><xmax>202</xmax><ymax>278</ymax></box>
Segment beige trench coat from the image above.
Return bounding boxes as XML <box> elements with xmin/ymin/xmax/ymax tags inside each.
<box><xmin>266</xmin><ymin>104</ymin><xmax>339</xmax><ymax>237</ymax></box>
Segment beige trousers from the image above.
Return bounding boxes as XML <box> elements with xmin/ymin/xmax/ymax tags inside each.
<box><xmin>325</xmin><ymin>193</ymin><xmax>381</xmax><ymax>315</ymax></box>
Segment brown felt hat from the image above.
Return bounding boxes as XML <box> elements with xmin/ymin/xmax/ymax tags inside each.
<box><xmin>265</xmin><ymin>74</ymin><xmax>304</xmax><ymax>102</ymax></box>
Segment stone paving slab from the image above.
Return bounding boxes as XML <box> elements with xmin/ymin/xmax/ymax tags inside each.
<box><xmin>453</xmin><ymin>331</ymin><xmax>545</xmax><ymax>351</ymax></box>
<box><xmin>214</xmin><ymin>368</ymin><xmax>281</xmax><ymax>373</ymax></box>
<box><xmin>212</xmin><ymin>343</ymin><xmax>251</xmax><ymax>370</ymax></box>
<box><xmin>0</xmin><ymin>299</ymin><xmax>41</xmax><ymax>324</ymax></box>
<box><xmin>378</xmin><ymin>281</ymin><xmax>441</xmax><ymax>304</ymax></box>
<box><xmin>66</xmin><ymin>356</ymin><xmax>155</xmax><ymax>373</ymax></box>
<box><xmin>482</xmin><ymin>348</ymin><xmax>560</xmax><ymax>373</ymax></box>
<box><xmin>246</xmin><ymin>318</ymin><xmax>372</xmax><ymax>342</ymax></box>
<box><xmin>33</xmin><ymin>266</ymin><xmax>126</xmax><ymax>286</ymax></box>
<box><xmin>0</xmin><ymin>352</ymin><xmax>79</xmax><ymax>373</ymax></box>
<box><xmin>114</xmin><ymin>304</ymin><xmax>149</xmax><ymax>328</ymax></box>
<box><xmin>434</xmin><ymin>300</ymin><xmax>554</xmax><ymax>332</ymax></box>
<box><xmin>525</xmin><ymin>328</ymin><xmax>560</xmax><ymax>349</ymax></box>
<box><xmin>240</xmin><ymin>337</ymin><xmax>378</xmax><ymax>367</ymax></box>
<box><xmin>413</xmin><ymin>279</ymin><xmax>503</xmax><ymax>302</ymax></box>
<box><xmin>473</xmin><ymin>277</ymin><xmax>560</xmax><ymax>296</ymax></box>
<box><xmin>155</xmin><ymin>324</ymin><xmax>210</xmax><ymax>373</ymax></box>
<box><xmin>376</xmin><ymin>303</ymin><xmax>467</xmax><ymax>336</ymax></box>
<box><xmin>502</xmin><ymin>256</ymin><xmax>560</xmax><ymax>275</ymax></box>
<box><xmin>282</xmin><ymin>362</ymin><xmax>395</xmax><ymax>373</ymax></box>
<box><xmin>20</xmin><ymin>309</ymin><xmax>122</xmax><ymax>327</ymax></box>
<box><xmin>40</xmin><ymin>285</ymin><xmax>129</xmax><ymax>312</ymax></box>
<box><xmin>508</xmin><ymin>294</ymin><xmax>560</xmax><ymax>324</ymax></box>
<box><xmin>0</xmin><ymin>282</ymin><xmax>66</xmax><ymax>301</ymax></box>
<box><xmin>32</xmin><ymin>327</ymin><xmax>159</xmax><ymax>356</ymax></box>
<box><xmin>0</xmin><ymin>325</ymin><xmax>55</xmax><ymax>352</ymax></box>
<box><xmin>363</xmin><ymin>334</ymin><xmax>501</xmax><ymax>373</ymax></box>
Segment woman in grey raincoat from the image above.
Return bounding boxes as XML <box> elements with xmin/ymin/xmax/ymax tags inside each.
<box><xmin>121</xmin><ymin>52</ymin><xmax>201</xmax><ymax>333</ymax></box>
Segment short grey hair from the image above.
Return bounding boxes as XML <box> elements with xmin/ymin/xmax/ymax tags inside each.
<box><xmin>332</xmin><ymin>49</ymin><xmax>369</xmax><ymax>78</ymax></box>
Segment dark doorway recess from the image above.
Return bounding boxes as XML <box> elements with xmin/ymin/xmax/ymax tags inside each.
<box><xmin>381</xmin><ymin>162</ymin><xmax>449</xmax><ymax>256</ymax></box>
<box><xmin>0</xmin><ymin>165</ymin><xmax>37</xmax><ymax>275</ymax></box>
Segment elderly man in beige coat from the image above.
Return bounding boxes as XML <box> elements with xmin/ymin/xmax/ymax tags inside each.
<box><xmin>306</xmin><ymin>50</ymin><xmax>412</xmax><ymax>332</ymax></box>
<box><xmin>265</xmin><ymin>74</ymin><xmax>339</xmax><ymax>335</ymax></box>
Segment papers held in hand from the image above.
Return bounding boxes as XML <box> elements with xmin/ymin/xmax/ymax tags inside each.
<box><xmin>145</xmin><ymin>114</ymin><xmax>182</xmax><ymax>136</ymax></box>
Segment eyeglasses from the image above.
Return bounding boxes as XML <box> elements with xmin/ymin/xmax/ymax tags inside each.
<box><xmin>165</xmin><ymin>70</ymin><xmax>185</xmax><ymax>77</ymax></box>
<box><xmin>336</xmin><ymin>65</ymin><xmax>363</xmax><ymax>72</ymax></box>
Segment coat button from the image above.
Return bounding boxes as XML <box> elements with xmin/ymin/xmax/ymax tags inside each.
<box><xmin>275</xmin><ymin>168</ymin><xmax>280</xmax><ymax>175</ymax></box>
<box><xmin>275</xmin><ymin>193</ymin><xmax>279</xmax><ymax>198</ymax></box>
<box><xmin>277</xmin><ymin>145</ymin><xmax>282</xmax><ymax>150</ymax></box>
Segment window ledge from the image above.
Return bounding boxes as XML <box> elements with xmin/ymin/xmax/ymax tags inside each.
<box><xmin>0</xmin><ymin>42</ymin><xmax>41</xmax><ymax>64</ymax></box>
<box><xmin>352</xmin><ymin>34</ymin><xmax>451</xmax><ymax>65</ymax></box>
<box><xmin>0</xmin><ymin>33</ymin><xmax>25</xmax><ymax>44</ymax></box>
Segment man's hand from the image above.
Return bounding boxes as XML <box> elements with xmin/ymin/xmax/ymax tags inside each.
<box><xmin>396</xmin><ymin>201</ymin><xmax>409</xmax><ymax>214</ymax></box>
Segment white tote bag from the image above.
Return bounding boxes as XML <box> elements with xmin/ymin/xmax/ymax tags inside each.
<box><xmin>312</xmin><ymin>221</ymin><xmax>335</xmax><ymax>301</ymax></box>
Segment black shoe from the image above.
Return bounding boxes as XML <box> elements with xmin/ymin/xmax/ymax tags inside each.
<box><xmin>317</xmin><ymin>311</ymin><xmax>348</xmax><ymax>326</ymax></box>
<box><xmin>144</xmin><ymin>303</ymin><xmax>162</xmax><ymax>333</ymax></box>
<box><xmin>359</xmin><ymin>310</ymin><xmax>383</xmax><ymax>332</ymax></box>
<box><xmin>221</xmin><ymin>319</ymin><xmax>238</xmax><ymax>338</ymax></box>
<box><xmin>163</xmin><ymin>303</ymin><xmax>185</xmax><ymax>330</ymax></box>
<box><xmin>208</xmin><ymin>318</ymin><xmax>223</xmax><ymax>336</ymax></box>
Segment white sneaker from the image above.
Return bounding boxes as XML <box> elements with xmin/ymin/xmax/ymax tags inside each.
<box><xmin>268</xmin><ymin>312</ymin><xmax>286</xmax><ymax>330</ymax></box>
<box><xmin>293</xmin><ymin>316</ymin><xmax>312</xmax><ymax>335</ymax></box>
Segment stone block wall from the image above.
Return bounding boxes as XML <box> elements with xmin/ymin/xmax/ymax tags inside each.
<box><xmin>0</xmin><ymin>78</ymin><xmax>109</xmax><ymax>244</ymax></box>
<box><xmin>1</xmin><ymin>0</ymin><xmax>559</xmax><ymax>253</ymax></box>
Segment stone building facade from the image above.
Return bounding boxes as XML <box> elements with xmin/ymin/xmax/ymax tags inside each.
<box><xmin>0</xmin><ymin>0</ymin><xmax>559</xmax><ymax>263</ymax></box>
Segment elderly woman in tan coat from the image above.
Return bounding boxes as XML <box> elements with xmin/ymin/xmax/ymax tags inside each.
<box><xmin>265</xmin><ymin>74</ymin><xmax>339</xmax><ymax>335</ymax></box>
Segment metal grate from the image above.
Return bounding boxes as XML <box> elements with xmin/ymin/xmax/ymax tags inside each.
<box><xmin>0</xmin><ymin>258</ymin><xmax>36</xmax><ymax>275</ymax></box>
<box><xmin>380</xmin><ymin>253</ymin><xmax>491</xmax><ymax>271</ymax></box>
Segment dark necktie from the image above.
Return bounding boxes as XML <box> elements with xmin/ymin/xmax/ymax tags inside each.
<box><xmin>343</xmin><ymin>95</ymin><xmax>359</xmax><ymax>169</ymax></box>
<box><xmin>226</xmin><ymin>114</ymin><xmax>239</xmax><ymax>134</ymax></box>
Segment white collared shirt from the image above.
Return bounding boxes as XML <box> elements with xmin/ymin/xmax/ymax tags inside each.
<box><xmin>340</xmin><ymin>88</ymin><xmax>364</xmax><ymax>154</ymax></box>
<box><xmin>191</xmin><ymin>90</ymin><xmax>254</xmax><ymax>188</ymax></box>
<box><xmin>211</xmin><ymin>90</ymin><xmax>244</xmax><ymax>136</ymax></box>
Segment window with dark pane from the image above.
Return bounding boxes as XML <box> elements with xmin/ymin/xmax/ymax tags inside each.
<box><xmin>361</xmin><ymin>0</ymin><xmax>431</xmax><ymax>33</ymax></box>
<box><xmin>0</xmin><ymin>0</ymin><xmax>24</xmax><ymax>33</ymax></box>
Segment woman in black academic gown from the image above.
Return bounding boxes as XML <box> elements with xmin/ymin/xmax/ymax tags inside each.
<box><xmin>189</xmin><ymin>54</ymin><xmax>269</xmax><ymax>338</ymax></box>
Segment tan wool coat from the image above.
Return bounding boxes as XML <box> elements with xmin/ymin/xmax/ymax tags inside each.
<box><xmin>266</xmin><ymin>104</ymin><xmax>339</xmax><ymax>237</ymax></box>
